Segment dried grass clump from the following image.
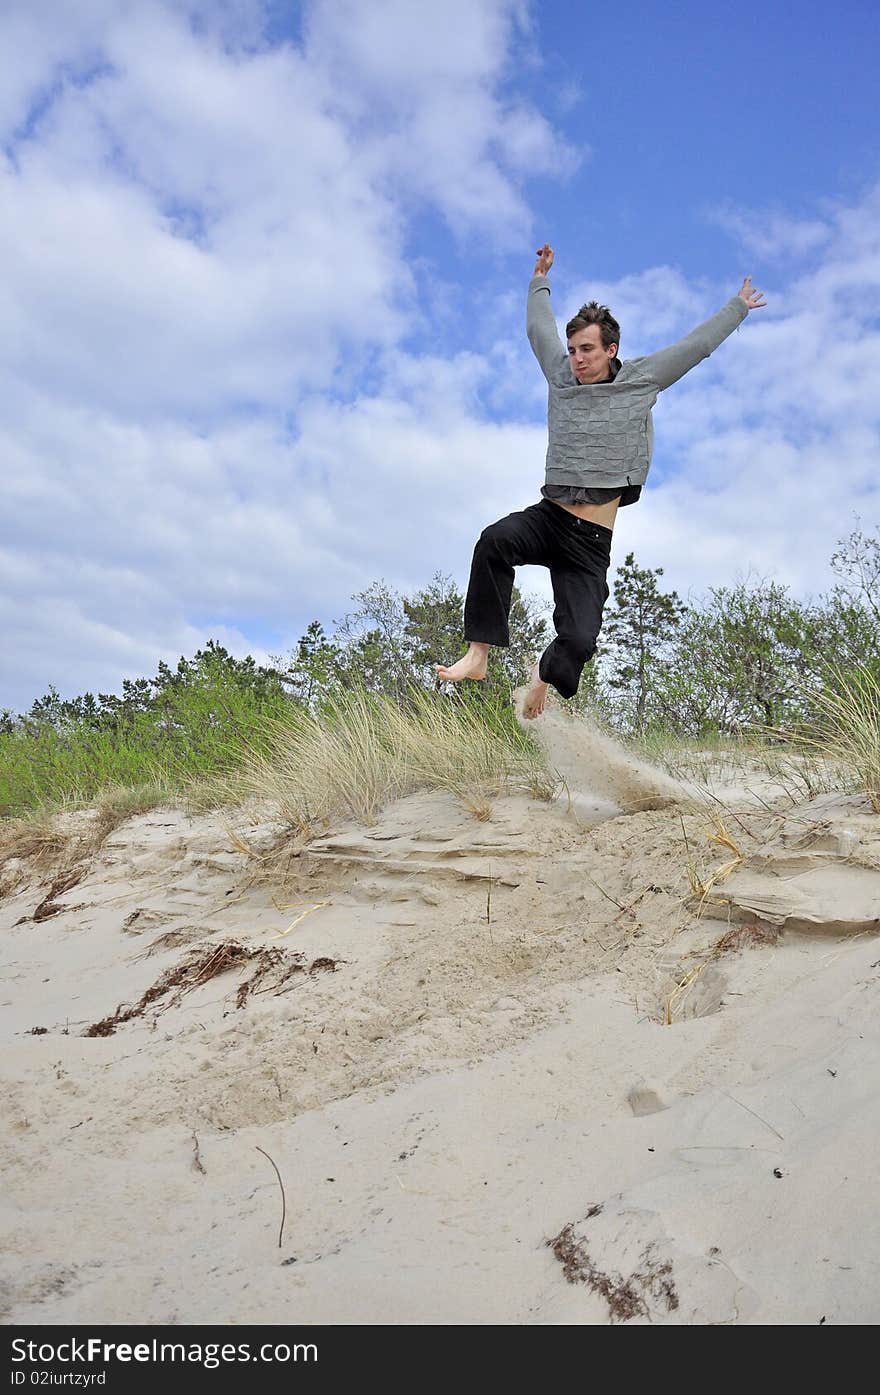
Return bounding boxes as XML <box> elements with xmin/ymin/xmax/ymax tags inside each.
<box><xmin>680</xmin><ymin>814</ymin><xmax>746</xmax><ymax>913</ymax></box>
<box><xmin>0</xmin><ymin>818</ymin><xmax>71</xmax><ymax>868</ymax></box>
<box><xmin>1</xmin><ymin>782</ymin><xmax>171</xmax><ymax>906</ymax></box>
<box><xmin>383</xmin><ymin>687</ymin><xmax>557</xmax><ymax>818</ymax></box>
<box><xmin>0</xmin><ymin>817</ymin><xmax>73</xmax><ymax>898</ymax></box>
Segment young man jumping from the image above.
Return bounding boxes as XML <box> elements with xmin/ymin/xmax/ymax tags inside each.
<box><xmin>436</xmin><ymin>243</ymin><xmax>766</xmax><ymax>716</ymax></box>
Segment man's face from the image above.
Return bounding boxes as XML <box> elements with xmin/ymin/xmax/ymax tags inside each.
<box><xmin>567</xmin><ymin>325</ymin><xmax>617</xmax><ymax>384</ymax></box>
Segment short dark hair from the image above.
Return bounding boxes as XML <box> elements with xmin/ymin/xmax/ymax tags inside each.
<box><xmin>566</xmin><ymin>300</ymin><xmax>621</xmax><ymax>352</ymax></box>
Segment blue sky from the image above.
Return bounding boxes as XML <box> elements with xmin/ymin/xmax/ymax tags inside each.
<box><xmin>2</xmin><ymin>0</ymin><xmax>878</xmax><ymax>711</ymax></box>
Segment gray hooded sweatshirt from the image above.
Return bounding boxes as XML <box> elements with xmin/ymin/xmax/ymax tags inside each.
<box><xmin>527</xmin><ymin>274</ymin><xmax>748</xmax><ymax>492</ymax></box>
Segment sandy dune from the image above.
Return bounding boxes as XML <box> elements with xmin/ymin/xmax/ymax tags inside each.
<box><xmin>2</xmin><ymin>717</ymin><xmax>879</xmax><ymax>1325</ymax></box>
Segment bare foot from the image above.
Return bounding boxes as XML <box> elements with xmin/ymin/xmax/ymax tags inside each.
<box><xmin>521</xmin><ymin>662</ymin><xmax>549</xmax><ymax>719</ymax></box>
<box><xmin>436</xmin><ymin>642</ymin><xmax>489</xmax><ymax>682</ymax></box>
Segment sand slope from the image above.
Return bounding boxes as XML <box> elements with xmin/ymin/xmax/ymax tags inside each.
<box><xmin>2</xmin><ymin>739</ymin><xmax>879</xmax><ymax>1325</ymax></box>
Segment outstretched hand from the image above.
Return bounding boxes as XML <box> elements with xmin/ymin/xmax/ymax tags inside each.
<box><xmin>738</xmin><ymin>275</ymin><xmax>767</xmax><ymax>310</ymax></box>
<box><xmin>533</xmin><ymin>242</ymin><xmax>554</xmax><ymax>276</ymax></box>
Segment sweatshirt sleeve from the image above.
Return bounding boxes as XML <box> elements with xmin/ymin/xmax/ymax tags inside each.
<box><xmin>526</xmin><ymin>274</ymin><xmax>568</xmax><ymax>383</ymax></box>
<box><xmin>635</xmin><ymin>296</ymin><xmax>749</xmax><ymax>391</ymax></box>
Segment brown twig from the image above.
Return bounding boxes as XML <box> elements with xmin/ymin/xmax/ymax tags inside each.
<box><xmin>256</xmin><ymin>1146</ymin><xmax>287</xmax><ymax>1249</ymax></box>
<box><xmin>584</xmin><ymin>872</ymin><xmax>630</xmax><ymax>916</ymax></box>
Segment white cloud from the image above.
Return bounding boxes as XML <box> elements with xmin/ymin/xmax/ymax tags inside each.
<box><xmin>0</xmin><ymin>4</ymin><xmax>411</xmax><ymax>419</ymax></box>
<box><xmin>709</xmin><ymin>202</ymin><xmax>833</xmax><ymax>263</ymax></box>
<box><xmin>303</xmin><ymin>0</ymin><xmax>578</xmax><ymax>243</ymax></box>
<box><xmin>1</xmin><ymin>0</ymin><xmax>575</xmax><ymax>710</ymax></box>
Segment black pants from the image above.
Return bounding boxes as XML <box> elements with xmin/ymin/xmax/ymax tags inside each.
<box><xmin>463</xmin><ymin>499</ymin><xmax>612</xmax><ymax>700</ymax></box>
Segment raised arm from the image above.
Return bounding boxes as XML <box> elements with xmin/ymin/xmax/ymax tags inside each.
<box><xmin>636</xmin><ymin>276</ymin><xmax>766</xmax><ymax>391</ymax></box>
<box><xmin>526</xmin><ymin>243</ymin><xmax>569</xmax><ymax>383</ymax></box>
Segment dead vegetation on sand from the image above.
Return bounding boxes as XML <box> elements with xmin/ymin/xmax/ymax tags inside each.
<box><xmin>83</xmin><ymin>941</ymin><xmax>340</xmax><ymax>1037</ymax></box>
<box><xmin>547</xmin><ymin>1215</ymin><xmax>679</xmax><ymax>1322</ymax></box>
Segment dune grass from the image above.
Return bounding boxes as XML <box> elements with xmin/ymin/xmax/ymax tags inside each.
<box><xmin>224</xmin><ymin>688</ymin><xmax>409</xmax><ymax>831</ymax></box>
<box><xmin>385</xmin><ymin>686</ymin><xmax>558</xmax><ymax>816</ymax></box>
<box><xmin>632</xmin><ymin>724</ymin><xmax>850</xmax><ymax>805</ymax></box>
<box><xmin>222</xmin><ymin>686</ymin><xmax>558</xmax><ymax>832</ymax></box>
<box><xmin>778</xmin><ymin>666</ymin><xmax>880</xmax><ymax>811</ymax></box>
<box><xmin>1</xmin><ymin>677</ymin><xmax>558</xmax><ymax>888</ymax></box>
<box><xmin>631</xmin><ymin>728</ymin><xmax>777</xmax><ymax>786</ymax></box>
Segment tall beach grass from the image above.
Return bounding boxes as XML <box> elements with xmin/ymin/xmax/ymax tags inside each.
<box><xmin>223</xmin><ymin>686</ymin><xmax>558</xmax><ymax>832</ymax></box>
<box><xmin>779</xmin><ymin>665</ymin><xmax>880</xmax><ymax>811</ymax></box>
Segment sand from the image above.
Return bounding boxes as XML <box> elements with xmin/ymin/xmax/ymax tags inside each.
<box><xmin>2</xmin><ymin>714</ymin><xmax>879</xmax><ymax>1326</ymax></box>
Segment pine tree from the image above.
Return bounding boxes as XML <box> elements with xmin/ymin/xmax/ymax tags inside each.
<box><xmin>403</xmin><ymin>573</ymin><xmax>466</xmax><ymax>689</ymax></box>
<box><xmin>601</xmin><ymin>552</ymin><xmax>686</xmax><ymax>731</ymax></box>
<box><xmin>278</xmin><ymin>621</ymin><xmax>341</xmax><ymax>710</ymax></box>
